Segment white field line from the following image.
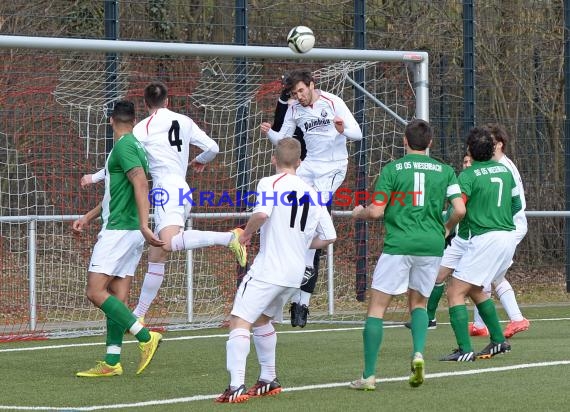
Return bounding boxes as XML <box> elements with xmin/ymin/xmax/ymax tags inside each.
<box><xmin>1</xmin><ymin>317</ymin><xmax>569</xmax><ymax>353</ymax></box>
<box><xmin>0</xmin><ymin>360</ymin><xmax>569</xmax><ymax>410</ymax></box>
<box><xmin>1</xmin><ymin>317</ymin><xmax>569</xmax><ymax>410</ymax></box>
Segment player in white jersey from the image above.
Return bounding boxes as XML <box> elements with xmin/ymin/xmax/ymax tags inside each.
<box><xmin>470</xmin><ymin>123</ymin><xmax>529</xmax><ymax>338</ymax></box>
<box><xmin>82</xmin><ymin>82</ymin><xmax>247</xmax><ymax>322</ymax></box>
<box><xmin>216</xmin><ymin>138</ymin><xmax>336</xmax><ymax>403</ymax></box>
<box><xmin>260</xmin><ymin>69</ymin><xmax>362</xmax><ymax>327</ymax></box>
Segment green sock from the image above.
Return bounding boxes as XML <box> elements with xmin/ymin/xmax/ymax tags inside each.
<box><xmin>104</xmin><ymin>317</ymin><xmax>124</xmax><ymax>366</ymax></box>
<box><xmin>100</xmin><ymin>295</ymin><xmax>150</xmax><ymax>342</ymax></box>
<box><xmin>449</xmin><ymin>304</ymin><xmax>472</xmax><ymax>352</ymax></box>
<box><xmin>476</xmin><ymin>299</ymin><xmax>505</xmax><ymax>343</ymax></box>
<box><xmin>410</xmin><ymin>307</ymin><xmax>428</xmax><ymax>354</ymax></box>
<box><xmin>427</xmin><ymin>283</ymin><xmax>444</xmax><ymax>321</ymax></box>
<box><xmin>362</xmin><ymin>317</ymin><xmax>383</xmax><ymax>379</ymax></box>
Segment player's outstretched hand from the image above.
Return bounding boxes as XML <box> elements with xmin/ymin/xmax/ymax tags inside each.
<box><xmin>80</xmin><ymin>174</ymin><xmax>94</xmax><ymax>189</ymax></box>
<box><xmin>352</xmin><ymin>204</ymin><xmax>365</xmax><ymax>219</ymax></box>
<box><xmin>333</xmin><ymin>116</ymin><xmax>344</xmax><ymax>134</ymax></box>
<box><xmin>140</xmin><ymin>226</ymin><xmax>166</xmax><ymax>247</ymax></box>
<box><xmin>72</xmin><ymin>217</ymin><xmax>89</xmax><ymax>234</ymax></box>
<box><xmin>190</xmin><ymin>159</ymin><xmax>207</xmax><ymax>173</ymax></box>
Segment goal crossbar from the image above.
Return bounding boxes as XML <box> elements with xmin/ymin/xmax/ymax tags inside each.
<box><xmin>0</xmin><ymin>35</ymin><xmax>429</xmax><ymax>120</ymax></box>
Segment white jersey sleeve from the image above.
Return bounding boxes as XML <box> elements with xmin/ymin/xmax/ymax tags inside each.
<box><xmin>266</xmin><ymin>105</ymin><xmax>297</xmax><ymax>145</ymax></box>
<box><xmin>328</xmin><ymin>93</ymin><xmax>363</xmax><ymax>141</ymax></box>
<box><xmin>186</xmin><ymin>120</ymin><xmax>219</xmax><ymax>164</ymax></box>
<box><xmin>315</xmin><ymin>208</ymin><xmax>336</xmax><ymax>242</ymax></box>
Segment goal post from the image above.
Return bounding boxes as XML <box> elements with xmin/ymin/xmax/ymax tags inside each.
<box><xmin>0</xmin><ymin>35</ymin><xmax>429</xmax><ymax>338</ymax></box>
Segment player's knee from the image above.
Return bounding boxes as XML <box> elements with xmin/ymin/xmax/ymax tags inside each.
<box><xmin>436</xmin><ymin>267</ymin><xmax>452</xmax><ymax>283</ymax></box>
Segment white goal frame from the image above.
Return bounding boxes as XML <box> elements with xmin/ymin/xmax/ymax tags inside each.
<box><xmin>0</xmin><ymin>35</ymin><xmax>429</xmax><ymax>335</ymax></box>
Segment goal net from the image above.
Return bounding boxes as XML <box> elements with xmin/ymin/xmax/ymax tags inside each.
<box><xmin>0</xmin><ymin>42</ymin><xmax>425</xmax><ymax>339</ymax></box>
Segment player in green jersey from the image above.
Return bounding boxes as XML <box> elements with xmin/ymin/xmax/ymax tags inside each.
<box><xmin>73</xmin><ymin>100</ymin><xmax>166</xmax><ymax>377</ymax></box>
<box><xmin>440</xmin><ymin>126</ymin><xmax>522</xmax><ymax>362</ymax></box>
<box><xmin>404</xmin><ymin>152</ymin><xmax>472</xmax><ymax>332</ymax></box>
<box><xmin>349</xmin><ymin>119</ymin><xmax>465</xmax><ymax>390</ymax></box>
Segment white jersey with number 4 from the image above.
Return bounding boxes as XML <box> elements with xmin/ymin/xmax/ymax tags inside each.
<box><xmin>248</xmin><ymin>172</ymin><xmax>336</xmax><ymax>288</ymax></box>
<box><xmin>133</xmin><ymin>107</ymin><xmax>218</xmax><ymax>182</ymax></box>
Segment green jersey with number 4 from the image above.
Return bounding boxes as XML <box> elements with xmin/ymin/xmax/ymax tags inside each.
<box><xmin>102</xmin><ymin>133</ymin><xmax>149</xmax><ymax>230</ymax></box>
<box><xmin>458</xmin><ymin>159</ymin><xmax>522</xmax><ymax>236</ymax></box>
<box><xmin>374</xmin><ymin>153</ymin><xmax>461</xmax><ymax>256</ymax></box>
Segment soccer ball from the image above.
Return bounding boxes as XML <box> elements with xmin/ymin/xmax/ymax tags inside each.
<box><xmin>287</xmin><ymin>26</ymin><xmax>315</xmax><ymax>54</ymax></box>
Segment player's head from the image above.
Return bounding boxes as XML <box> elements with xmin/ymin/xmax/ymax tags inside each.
<box><xmin>110</xmin><ymin>100</ymin><xmax>135</xmax><ymax>126</ymax></box>
<box><xmin>462</xmin><ymin>152</ymin><xmax>472</xmax><ymax>169</ymax></box>
<box><xmin>288</xmin><ymin>69</ymin><xmax>316</xmax><ymax>106</ymax></box>
<box><xmin>404</xmin><ymin>119</ymin><xmax>432</xmax><ymax>151</ymax></box>
<box><xmin>144</xmin><ymin>81</ymin><xmax>169</xmax><ymax>109</ymax></box>
<box><xmin>485</xmin><ymin>123</ymin><xmax>509</xmax><ymax>156</ymax></box>
<box><xmin>466</xmin><ymin>127</ymin><xmax>494</xmax><ymax>161</ymax></box>
<box><xmin>272</xmin><ymin>137</ymin><xmax>302</xmax><ymax>170</ymax></box>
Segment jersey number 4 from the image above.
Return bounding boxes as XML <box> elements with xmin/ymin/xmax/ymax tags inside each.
<box><xmin>287</xmin><ymin>191</ymin><xmax>310</xmax><ymax>231</ymax></box>
<box><xmin>168</xmin><ymin>120</ymin><xmax>183</xmax><ymax>152</ymax></box>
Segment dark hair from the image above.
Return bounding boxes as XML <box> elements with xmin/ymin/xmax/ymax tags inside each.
<box><xmin>144</xmin><ymin>81</ymin><xmax>168</xmax><ymax>108</ymax></box>
<box><xmin>485</xmin><ymin>123</ymin><xmax>510</xmax><ymax>150</ymax></box>
<box><xmin>466</xmin><ymin>127</ymin><xmax>494</xmax><ymax>161</ymax></box>
<box><xmin>287</xmin><ymin>69</ymin><xmax>315</xmax><ymax>89</ymax></box>
<box><xmin>111</xmin><ymin>100</ymin><xmax>135</xmax><ymax>123</ymax></box>
<box><xmin>404</xmin><ymin>119</ymin><xmax>432</xmax><ymax>150</ymax></box>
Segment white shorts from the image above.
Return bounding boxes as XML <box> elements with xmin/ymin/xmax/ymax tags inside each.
<box><xmin>371</xmin><ymin>254</ymin><xmax>442</xmax><ymax>298</ymax></box>
<box><xmin>440</xmin><ymin>236</ymin><xmax>470</xmax><ymax>269</ymax></box>
<box><xmin>297</xmin><ymin>159</ymin><xmax>347</xmax><ymax>205</ymax></box>
<box><xmin>153</xmin><ymin>175</ymin><xmax>191</xmax><ymax>233</ymax></box>
<box><xmin>453</xmin><ymin>230</ymin><xmax>517</xmax><ymax>289</ymax></box>
<box><xmin>89</xmin><ymin>229</ymin><xmax>144</xmax><ymax>278</ymax></box>
<box><xmin>231</xmin><ymin>274</ymin><xmax>298</xmax><ymax>324</ymax></box>
<box><xmin>514</xmin><ymin>224</ymin><xmax>527</xmax><ymax>245</ymax></box>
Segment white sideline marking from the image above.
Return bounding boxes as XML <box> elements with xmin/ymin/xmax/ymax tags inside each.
<box><xmin>1</xmin><ymin>360</ymin><xmax>569</xmax><ymax>410</ymax></box>
<box><xmin>1</xmin><ymin>317</ymin><xmax>570</xmax><ymax>353</ymax></box>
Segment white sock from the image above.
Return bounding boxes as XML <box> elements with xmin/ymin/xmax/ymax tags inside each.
<box><xmin>106</xmin><ymin>344</ymin><xmax>121</xmax><ymax>356</ymax></box>
<box><xmin>473</xmin><ymin>289</ymin><xmax>491</xmax><ymax>328</ymax></box>
<box><xmin>252</xmin><ymin>323</ymin><xmax>277</xmax><ymax>382</ymax></box>
<box><xmin>304</xmin><ymin>248</ymin><xmax>317</xmax><ymax>267</ymax></box>
<box><xmin>226</xmin><ymin>328</ymin><xmax>250</xmax><ymax>389</ymax></box>
<box><xmin>299</xmin><ymin>290</ymin><xmax>312</xmax><ymax>306</ymax></box>
<box><xmin>495</xmin><ymin>279</ymin><xmax>524</xmax><ymax>321</ymax></box>
<box><xmin>290</xmin><ymin>290</ymin><xmax>301</xmax><ymax>305</ymax></box>
<box><xmin>171</xmin><ymin>230</ymin><xmax>232</xmax><ymax>252</ymax></box>
<box><xmin>133</xmin><ymin>262</ymin><xmax>165</xmax><ymax>318</ymax></box>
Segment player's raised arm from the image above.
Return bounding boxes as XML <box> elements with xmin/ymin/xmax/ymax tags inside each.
<box><xmin>263</xmin><ymin>105</ymin><xmax>297</xmax><ymax>145</ymax></box>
